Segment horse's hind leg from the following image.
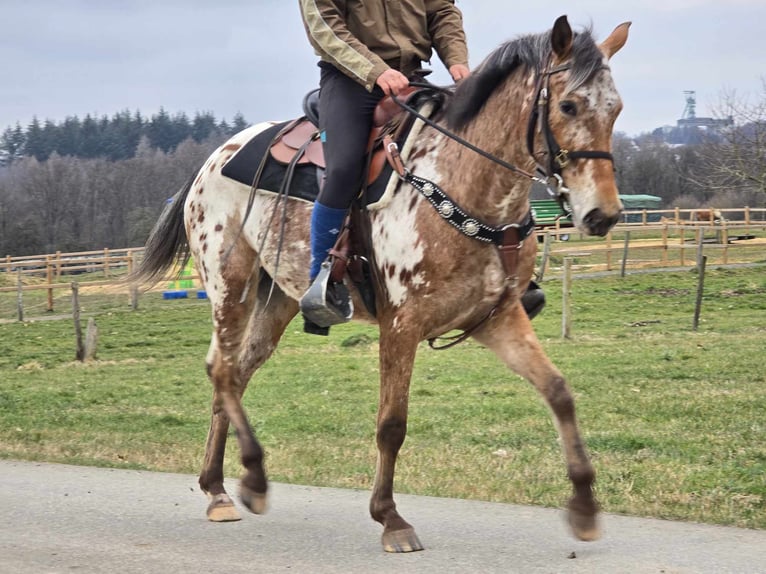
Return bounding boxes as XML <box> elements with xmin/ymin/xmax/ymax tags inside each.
<box><xmin>199</xmin><ymin>351</ymin><xmax>241</xmax><ymax>522</ymax></box>
<box><xmin>198</xmin><ymin>271</ymin><xmax>298</xmax><ymax>521</ymax></box>
<box><xmin>369</xmin><ymin>326</ymin><xmax>423</xmax><ymax>553</ymax></box>
<box><xmin>473</xmin><ymin>304</ymin><xmax>600</xmax><ymax>541</ymax></box>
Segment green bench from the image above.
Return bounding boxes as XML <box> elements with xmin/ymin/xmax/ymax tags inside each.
<box><xmin>530</xmin><ymin>199</ymin><xmax>572</xmax><ymax>229</ymax></box>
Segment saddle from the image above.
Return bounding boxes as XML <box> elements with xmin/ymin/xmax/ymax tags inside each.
<box><xmin>269</xmin><ymin>85</ymin><xmax>425</xmax><ymax>187</ymax></box>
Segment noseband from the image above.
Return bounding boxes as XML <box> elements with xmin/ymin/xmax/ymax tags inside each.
<box><xmin>526</xmin><ymin>60</ymin><xmax>615</xmax><ymax>215</ymax></box>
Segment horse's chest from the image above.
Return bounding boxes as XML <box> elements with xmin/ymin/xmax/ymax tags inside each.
<box><xmin>371</xmin><ymin>193</ymin><xmax>506</xmax><ymax>312</ymax></box>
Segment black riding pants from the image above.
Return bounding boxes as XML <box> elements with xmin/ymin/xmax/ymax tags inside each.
<box><xmin>316</xmin><ymin>64</ymin><xmax>385</xmax><ymax>209</ymax></box>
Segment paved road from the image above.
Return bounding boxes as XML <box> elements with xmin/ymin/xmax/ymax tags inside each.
<box><xmin>1</xmin><ymin>460</ymin><xmax>763</xmax><ymax>573</ymax></box>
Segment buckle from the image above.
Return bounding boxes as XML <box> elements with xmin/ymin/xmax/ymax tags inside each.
<box><xmin>555</xmin><ymin>149</ymin><xmax>571</xmax><ymax>168</ymax></box>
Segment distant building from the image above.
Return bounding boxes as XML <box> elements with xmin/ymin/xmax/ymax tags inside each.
<box><xmin>653</xmin><ymin>91</ymin><xmax>733</xmax><ymax>144</ymax></box>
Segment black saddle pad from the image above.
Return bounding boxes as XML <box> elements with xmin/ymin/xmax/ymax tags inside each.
<box><xmin>221</xmin><ymin>121</ymin><xmax>323</xmax><ymax>203</ymax></box>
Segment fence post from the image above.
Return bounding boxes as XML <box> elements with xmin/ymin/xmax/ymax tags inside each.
<box><xmin>620</xmin><ymin>231</ymin><xmax>631</xmax><ymax>277</ymax></box>
<box><xmin>693</xmin><ymin>256</ymin><xmax>707</xmax><ymax>331</ymax></box>
<box><xmin>562</xmin><ymin>258</ymin><xmax>572</xmax><ymax>339</ymax></box>
<box><xmin>55</xmin><ymin>250</ymin><xmax>62</xmax><ymax>278</ymax></box>
<box><xmin>696</xmin><ymin>228</ymin><xmax>704</xmax><ymax>271</ymax></box>
<box><xmin>537</xmin><ymin>231</ymin><xmax>552</xmax><ymax>282</ymax></box>
<box><xmin>721</xmin><ymin>220</ymin><xmax>729</xmax><ymax>264</ymax></box>
<box><xmin>103</xmin><ymin>248</ymin><xmax>110</xmax><ymax>278</ymax></box>
<box><xmin>662</xmin><ymin>223</ymin><xmax>669</xmax><ymax>264</ymax></box>
<box><xmin>46</xmin><ymin>256</ymin><xmax>54</xmax><ymax>312</ymax></box>
<box><xmin>130</xmin><ymin>285</ymin><xmax>139</xmax><ymax>310</ymax></box>
<box><xmin>16</xmin><ymin>270</ymin><xmax>24</xmax><ymax>322</ymax></box>
<box><xmin>72</xmin><ymin>282</ymin><xmax>84</xmax><ymax>360</ymax></box>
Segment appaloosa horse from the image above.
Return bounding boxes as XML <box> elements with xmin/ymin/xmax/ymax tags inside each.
<box><xmin>133</xmin><ymin>16</ymin><xmax>630</xmax><ymax>553</ymax></box>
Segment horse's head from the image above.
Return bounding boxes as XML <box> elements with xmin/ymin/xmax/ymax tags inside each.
<box><xmin>537</xmin><ymin>16</ymin><xmax>630</xmax><ymax>236</ymax></box>
<box><xmin>446</xmin><ymin>16</ymin><xmax>630</xmax><ymax>237</ymax></box>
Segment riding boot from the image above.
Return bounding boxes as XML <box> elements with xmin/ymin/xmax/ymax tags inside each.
<box><xmin>521</xmin><ymin>280</ymin><xmax>546</xmax><ymax>320</ymax></box>
<box><xmin>300</xmin><ymin>202</ymin><xmax>352</xmax><ymax>335</ymax></box>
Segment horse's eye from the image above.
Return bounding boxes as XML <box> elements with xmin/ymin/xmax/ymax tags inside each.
<box><xmin>560</xmin><ymin>100</ymin><xmax>578</xmax><ymax>116</ymax></box>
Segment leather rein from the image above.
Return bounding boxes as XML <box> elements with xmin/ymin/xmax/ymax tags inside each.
<box><xmin>388</xmin><ymin>59</ymin><xmax>614</xmax><ymax>349</ymax></box>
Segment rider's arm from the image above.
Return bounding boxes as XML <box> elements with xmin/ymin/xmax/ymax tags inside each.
<box><xmin>425</xmin><ymin>0</ymin><xmax>469</xmax><ymax>72</ymax></box>
<box><xmin>298</xmin><ymin>0</ymin><xmax>389</xmax><ymax>92</ymax></box>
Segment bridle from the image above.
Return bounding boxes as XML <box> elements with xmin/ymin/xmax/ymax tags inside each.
<box><xmin>525</xmin><ymin>60</ymin><xmax>615</xmax><ymax>215</ymax></box>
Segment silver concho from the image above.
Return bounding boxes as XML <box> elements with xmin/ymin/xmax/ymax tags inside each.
<box><xmin>462</xmin><ymin>219</ymin><xmax>480</xmax><ymax>236</ymax></box>
<box><xmin>438</xmin><ymin>200</ymin><xmax>454</xmax><ymax>218</ymax></box>
<box><xmin>422</xmin><ymin>182</ymin><xmax>435</xmax><ymax>197</ymax></box>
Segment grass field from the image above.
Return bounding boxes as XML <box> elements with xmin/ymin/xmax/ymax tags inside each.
<box><xmin>0</xmin><ymin>265</ymin><xmax>764</xmax><ymax>529</ymax></box>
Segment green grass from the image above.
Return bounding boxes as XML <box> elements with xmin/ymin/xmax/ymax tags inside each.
<box><xmin>0</xmin><ymin>266</ymin><xmax>764</xmax><ymax>529</ymax></box>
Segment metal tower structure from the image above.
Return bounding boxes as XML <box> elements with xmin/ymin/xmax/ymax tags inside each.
<box><xmin>682</xmin><ymin>91</ymin><xmax>697</xmax><ymax>120</ymax></box>
<box><xmin>677</xmin><ymin>91</ymin><xmax>732</xmax><ymax>130</ymax></box>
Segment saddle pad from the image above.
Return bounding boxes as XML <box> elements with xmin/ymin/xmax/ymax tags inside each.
<box><xmin>220</xmin><ymin>120</ymin><xmax>321</xmax><ymax>203</ymax></box>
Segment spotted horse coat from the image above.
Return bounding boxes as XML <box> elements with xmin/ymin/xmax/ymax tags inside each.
<box><xmin>133</xmin><ymin>15</ymin><xmax>631</xmax><ymax>554</ymax></box>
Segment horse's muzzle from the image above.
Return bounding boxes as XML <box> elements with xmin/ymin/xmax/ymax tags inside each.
<box><xmin>583</xmin><ymin>208</ymin><xmax>621</xmax><ymax>237</ymax></box>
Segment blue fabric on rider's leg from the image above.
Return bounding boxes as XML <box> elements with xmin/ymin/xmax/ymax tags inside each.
<box><xmin>309</xmin><ymin>202</ymin><xmax>347</xmax><ymax>280</ymax></box>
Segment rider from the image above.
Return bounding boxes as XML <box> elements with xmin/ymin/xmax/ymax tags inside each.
<box><xmin>298</xmin><ymin>0</ymin><xmax>544</xmax><ymax>335</ymax></box>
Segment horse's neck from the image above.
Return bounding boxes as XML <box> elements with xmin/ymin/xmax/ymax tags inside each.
<box><xmin>434</xmin><ymin>74</ymin><xmax>535</xmax><ymax>226</ymax></box>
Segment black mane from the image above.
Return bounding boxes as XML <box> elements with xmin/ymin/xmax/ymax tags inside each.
<box><xmin>446</xmin><ymin>26</ymin><xmax>605</xmax><ymax>131</ymax></box>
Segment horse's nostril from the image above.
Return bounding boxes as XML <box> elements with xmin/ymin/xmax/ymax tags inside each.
<box><xmin>583</xmin><ymin>209</ymin><xmax>619</xmax><ymax>236</ymax></box>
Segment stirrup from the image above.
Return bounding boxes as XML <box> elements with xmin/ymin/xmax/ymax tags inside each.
<box><xmin>300</xmin><ymin>262</ymin><xmax>353</xmax><ymax>328</ymax></box>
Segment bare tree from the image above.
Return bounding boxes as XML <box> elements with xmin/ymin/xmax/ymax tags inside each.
<box><xmin>690</xmin><ymin>81</ymin><xmax>766</xmax><ymax>206</ymax></box>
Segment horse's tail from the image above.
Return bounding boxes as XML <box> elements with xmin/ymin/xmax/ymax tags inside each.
<box><xmin>129</xmin><ymin>173</ymin><xmax>194</xmax><ymax>287</ymax></box>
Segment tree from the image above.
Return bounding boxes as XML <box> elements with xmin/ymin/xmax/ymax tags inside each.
<box><xmin>0</xmin><ymin>123</ymin><xmax>25</xmax><ymax>166</ymax></box>
<box><xmin>690</xmin><ymin>83</ymin><xmax>766</xmax><ymax>207</ymax></box>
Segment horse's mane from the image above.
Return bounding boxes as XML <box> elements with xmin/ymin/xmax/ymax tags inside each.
<box><xmin>446</xmin><ymin>26</ymin><xmax>605</xmax><ymax>131</ymax></box>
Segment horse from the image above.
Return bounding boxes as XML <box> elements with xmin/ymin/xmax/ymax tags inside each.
<box><xmin>133</xmin><ymin>15</ymin><xmax>630</xmax><ymax>553</ymax></box>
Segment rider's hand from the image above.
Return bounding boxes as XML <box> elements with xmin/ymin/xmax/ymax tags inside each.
<box><xmin>449</xmin><ymin>64</ymin><xmax>470</xmax><ymax>82</ymax></box>
<box><xmin>376</xmin><ymin>69</ymin><xmax>410</xmax><ymax>97</ymax></box>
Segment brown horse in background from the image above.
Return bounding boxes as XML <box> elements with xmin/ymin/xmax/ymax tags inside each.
<box><xmin>133</xmin><ymin>15</ymin><xmax>630</xmax><ymax>553</ymax></box>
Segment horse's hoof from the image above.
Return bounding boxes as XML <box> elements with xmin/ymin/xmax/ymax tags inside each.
<box><xmin>382</xmin><ymin>527</ymin><xmax>424</xmax><ymax>553</ymax></box>
<box><xmin>567</xmin><ymin>502</ymin><xmax>601</xmax><ymax>541</ymax></box>
<box><xmin>240</xmin><ymin>485</ymin><xmax>268</xmax><ymax>515</ymax></box>
<box><xmin>206</xmin><ymin>493</ymin><xmax>241</xmax><ymax>522</ymax></box>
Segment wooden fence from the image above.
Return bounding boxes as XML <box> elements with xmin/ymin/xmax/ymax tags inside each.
<box><xmin>1</xmin><ymin>208</ymin><xmax>764</xmax><ymax>318</ymax></box>
<box><xmin>536</xmin><ymin>215</ymin><xmax>766</xmax><ymax>279</ymax></box>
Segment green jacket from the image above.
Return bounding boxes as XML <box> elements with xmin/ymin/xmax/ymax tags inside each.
<box><xmin>299</xmin><ymin>0</ymin><xmax>468</xmax><ymax>92</ymax></box>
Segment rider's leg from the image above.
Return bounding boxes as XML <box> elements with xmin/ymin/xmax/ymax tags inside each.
<box><xmin>301</xmin><ymin>64</ymin><xmax>384</xmax><ymax>333</ymax></box>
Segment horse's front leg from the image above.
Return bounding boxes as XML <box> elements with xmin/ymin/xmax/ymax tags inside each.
<box><xmin>370</xmin><ymin>326</ymin><xmax>423</xmax><ymax>553</ymax></box>
<box><xmin>473</xmin><ymin>303</ymin><xmax>600</xmax><ymax>541</ymax></box>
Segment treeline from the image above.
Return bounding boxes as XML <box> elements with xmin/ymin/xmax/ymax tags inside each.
<box><xmin>0</xmin><ymin>109</ymin><xmax>249</xmax><ymax>165</ymax></box>
<box><xmin>1</xmin><ymin>99</ymin><xmax>764</xmax><ymax>257</ymax></box>
<box><xmin>0</xmin><ymin>136</ymin><xmax>223</xmax><ymax>256</ymax></box>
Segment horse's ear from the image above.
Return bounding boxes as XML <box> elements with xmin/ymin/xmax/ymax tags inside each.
<box><xmin>600</xmin><ymin>22</ymin><xmax>631</xmax><ymax>59</ymax></box>
<box><xmin>551</xmin><ymin>15</ymin><xmax>573</xmax><ymax>61</ymax></box>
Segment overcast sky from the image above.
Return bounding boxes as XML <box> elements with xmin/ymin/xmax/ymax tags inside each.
<box><xmin>2</xmin><ymin>0</ymin><xmax>765</xmax><ymax>136</ymax></box>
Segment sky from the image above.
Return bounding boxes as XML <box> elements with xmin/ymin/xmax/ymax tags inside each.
<box><xmin>1</xmin><ymin>0</ymin><xmax>765</xmax><ymax>137</ymax></box>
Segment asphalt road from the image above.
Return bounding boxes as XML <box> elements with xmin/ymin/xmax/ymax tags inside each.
<box><xmin>1</xmin><ymin>460</ymin><xmax>763</xmax><ymax>573</ymax></box>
